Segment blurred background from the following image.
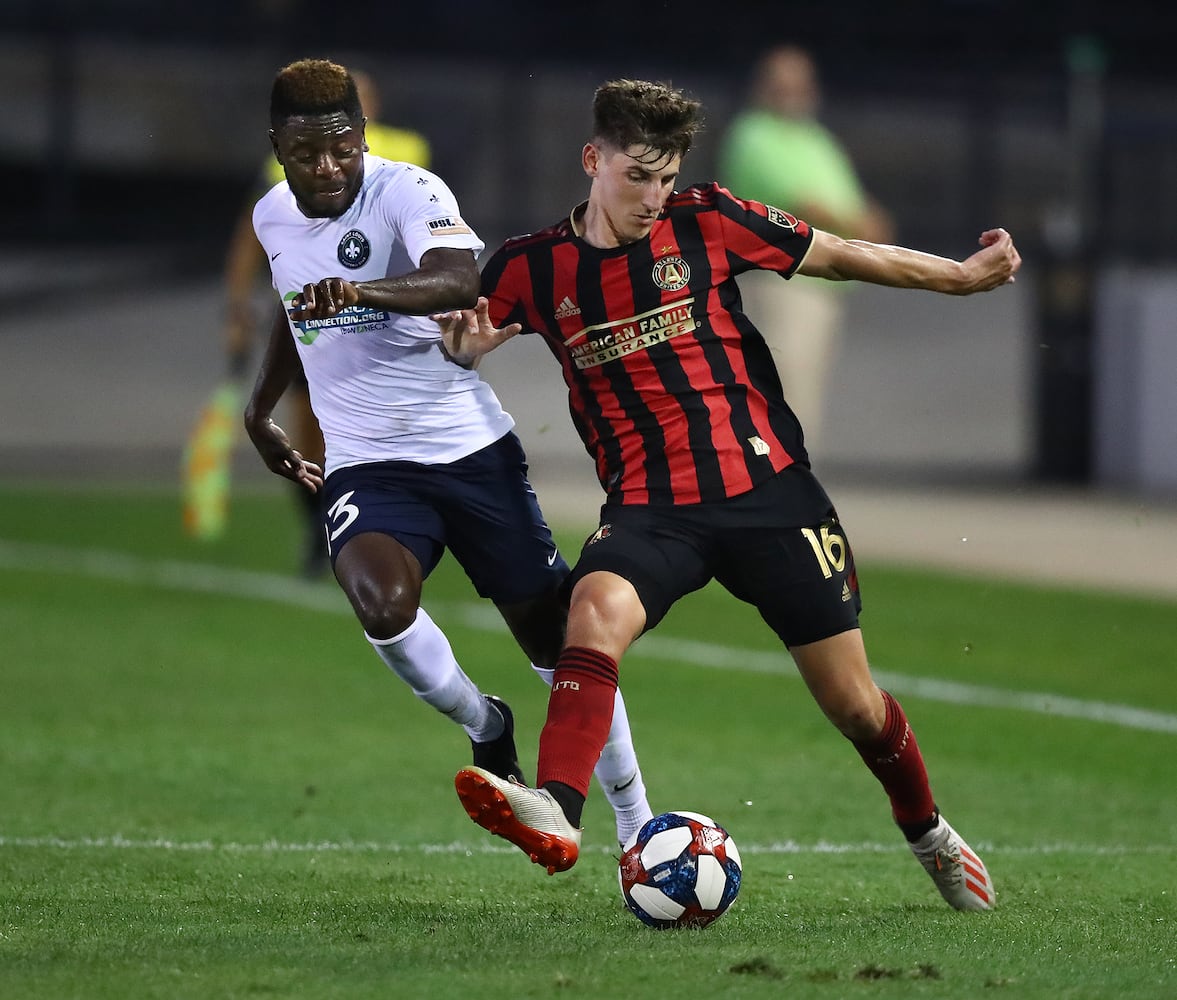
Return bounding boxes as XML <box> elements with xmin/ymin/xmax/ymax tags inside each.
<box><xmin>2</xmin><ymin>0</ymin><xmax>1176</xmax><ymax>585</ymax></box>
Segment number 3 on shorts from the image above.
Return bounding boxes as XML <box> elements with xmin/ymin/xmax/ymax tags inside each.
<box><xmin>800</xmin><ymin>524</ymin><xmax>847</xmax><ymax>580</ymax></box>
<box><xmin>327</xmin><ymin>490</ymin><xmax>360</xmax><ymax>545</ymax></box>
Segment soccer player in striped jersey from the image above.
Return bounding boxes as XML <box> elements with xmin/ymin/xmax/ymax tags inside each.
<box><xmin>442</xmin><ymin>78</ymin><xmax>1020</xmax><ymax>910</ymax></box>
<box><xmin>243</xmin><ymin>60</ymin><xmax>653</xmax><ymax>847</ymax></box>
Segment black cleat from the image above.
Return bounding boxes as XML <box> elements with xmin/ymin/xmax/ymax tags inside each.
<box><xmin>471</xmin><ymin>695</ymin><xmax>527</xmax><ymax>784</ymax></box>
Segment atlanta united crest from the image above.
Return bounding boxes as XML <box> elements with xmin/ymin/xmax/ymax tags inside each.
<box><xmin>652</xmin><ymin>255</ymin><xmax>690</xmax><ymax>291</ymax></box>
<box><xmin>586</xmin><ymin>523</ymin><xmax>613</xmax><ymax>546</ymax></box>
<box><xmin>337</xmin><ymin>229</ymin><xmax>371</xmax><ymax>269</ymax></box>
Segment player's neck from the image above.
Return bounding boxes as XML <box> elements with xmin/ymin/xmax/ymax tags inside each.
<box><xmin>576</xmin><ymin>200</ymin><xmax>631</xmax><ymax>250</ymax></box>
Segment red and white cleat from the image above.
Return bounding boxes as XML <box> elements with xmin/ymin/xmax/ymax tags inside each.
<box><xmin>910</xmin><ymin>815</ymin><xmax>996</xmax><ymax>911</ymax></box>
<box><xmin>454</xmin><ymin>765</ymin><xmax>581</xmax><ymax>875</ymax></box>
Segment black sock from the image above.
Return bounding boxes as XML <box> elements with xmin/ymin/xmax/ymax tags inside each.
<box><xmin>544</xmin><ymin>780</ymin><xmax>586</xmax><ymax>828</ymax></box>
<box><xmin>899</xmin><ymin>806</ymin><xmax>940</xmax><ymax>843</ymax></box>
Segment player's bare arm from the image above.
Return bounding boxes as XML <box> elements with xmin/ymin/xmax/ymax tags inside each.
<box><xmin>798</xmin><ymin>227</ymin><xmax>1021</xmax><ymax>294</ymax></box>
<box><xmin>288</xmin><ymin>247</ymin><xmax>480</xmax><ymax>321</ymax></box>
<box><xmin>431</xmin><ymin>297</ymin><xmax>522</xmax><ymax>367</ymax></box>
<box><xmin>243</xmin><ymin>305</ymin><xmax>324</xmax><ymax>493</ymax></box>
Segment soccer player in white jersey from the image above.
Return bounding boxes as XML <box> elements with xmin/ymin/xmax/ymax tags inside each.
<box><xmin>243</xmin><ymin>59</ymin><xmax>653</xmax><ymax>845</ymax></box>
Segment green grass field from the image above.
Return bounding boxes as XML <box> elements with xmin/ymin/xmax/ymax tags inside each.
<box><xmin>1</xmin><ymin>482</ymin><xmax>1174</xmax><ymax>999</ymax></box>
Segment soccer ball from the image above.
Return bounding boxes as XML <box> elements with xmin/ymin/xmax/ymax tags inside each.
<box><xmin>618</xmin><ymin>810</ymin><xmax>742</xmax><ymax>929</ymax></box>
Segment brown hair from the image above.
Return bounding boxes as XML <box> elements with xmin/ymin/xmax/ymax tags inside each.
<box><xmin>591</xmin><ymin>79</ymin><xmax>704</xmax><ymax>163</ymax></box>
<box><xmin>270</xmin><ymin>58</ymin><xmax>362</xmax><ymax>128</ymax></box>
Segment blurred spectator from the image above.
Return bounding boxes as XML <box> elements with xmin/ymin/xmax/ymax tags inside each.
<box><xmin>719</xmin><ymin>45</ymin><xmax>894</xmax><ymax>451</ymax></box>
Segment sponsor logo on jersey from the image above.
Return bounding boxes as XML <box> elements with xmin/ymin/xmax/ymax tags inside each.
<box><xmin>766</xmin><ymin>205</ymin><xmax>800</xmax><ymax>231</ymax></box>
<box><xmin>337</xmin><ymin>230</ymin><xmax>371</xmax><ymax>269</ymax></box>
<box><xmin>283</xmin><ymin>291</ymin><xmax>391</xmax><ymax>345</ymax></box>
<box><xmin>426</xmin><ymin>216</ymin><xmax>473</xmax><ymax>237</ymax></box>
<box><xmin>553</xmin><ymin>295</ymin><xmax>581</xmax><ymax>319</ymax></box>
<box><xmin>565</xmin><ymin>298</ymin><xmax>698</xmax><ymax>371</ymax></box>
<box><xmin>652</xmin><ymin>255</ymin><xmax>690</xmax><ymax>291</ymax></box>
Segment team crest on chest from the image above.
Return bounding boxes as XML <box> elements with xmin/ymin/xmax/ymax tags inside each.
<box><xmin>337</xmin><ymin>229</ymin><xmax>371</xmax><ymax>269</ymax></box>
<box><xmin>652</xmin><ymin>255</ymin><xmax>690</xmax><ymax>291</ymax></box>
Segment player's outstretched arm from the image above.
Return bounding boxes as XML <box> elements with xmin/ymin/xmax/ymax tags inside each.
<box><xmin>798</xmin><ymin>227</ymin><xmax>1021</xmax><ymax>295</ymax></box>
<box><xmin>431</xmin><ymin>297</ymin><xmax>522</xmax><ymax>367</ymax></box>
<box><xmin>243</xmin><ymin>305</ymin><xmax>324</xmax><ymax>493</ymax></box>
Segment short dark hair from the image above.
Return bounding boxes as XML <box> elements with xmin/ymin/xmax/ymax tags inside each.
<box><xmin>591</xmin><ymin>79</ymin><xmax>704</xmax><ymax>163</ymax></box>
<box><xmin>270</xmin><ymin>58</ymin><xmax>362</xmax><ymax>129</ymax></box>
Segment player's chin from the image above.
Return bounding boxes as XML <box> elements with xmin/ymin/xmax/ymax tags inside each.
<box><xmin>306</xmin><ymin>187</ymin><xmax>353</xmax><ymax>218</ymax></box>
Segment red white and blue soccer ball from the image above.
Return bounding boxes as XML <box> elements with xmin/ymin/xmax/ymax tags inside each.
<box><xmin>618</xmin><ymin>810</ymin><xmax>742</xmax><ymax>929</ymax></box>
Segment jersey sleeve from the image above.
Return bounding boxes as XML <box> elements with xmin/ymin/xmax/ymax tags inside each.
<box><xmin>379</xmin><ymin>164</ymin><xmax>485</xmax><ymax>267</ymax></box>
<box><xmin>480</xmin><ymin>246</ymin><xmax>532</xmax><ymax>332</ymax></box>
<box><xmin>713</xmin><ymin>184</ymin><xmax>814</xmax><ymax>278</ymax></box>
<box><xmin>251</xmin><ymin>193</ymin><xmax>280</xmax><ymax>291</ymax></box>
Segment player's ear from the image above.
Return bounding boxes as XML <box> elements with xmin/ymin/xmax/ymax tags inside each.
<box><xmin>582</xmin><ymin>142</ymin><xmax>600</xmax><ymax>178</ymax></box>
<box><xmin>361</xmin><ymin>118</ymin><xmax>369</xmax><ymax>153</ymax></box>
<box><xmin>269</xmin><ymin>130</ymin><xmax>283</xmax><ymax>164</ymax></box>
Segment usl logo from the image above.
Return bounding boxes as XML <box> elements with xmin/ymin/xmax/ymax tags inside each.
<box><xmin>652</xmin><ymin>255</ymin><xmax>690</xmax><ymax>291</ymax></box>
<box><xmin>337</xmin><ymin>230</ymin><xmax>371</xmax><ymax>269</ymax></box>
<box><xmin>426</xmin><ymin>216</ymin><xmax>473</xmax><ymax>237</ymax></box>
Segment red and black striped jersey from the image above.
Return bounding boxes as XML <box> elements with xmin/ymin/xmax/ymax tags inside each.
<box><xmin>482</xmin><ymin>182</ymin><xmax>814</xmax><ymax>506</ymax></box>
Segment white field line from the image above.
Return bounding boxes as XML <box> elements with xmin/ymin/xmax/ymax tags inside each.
<box><xmin>2</xmin><ymin>538</ymin><xmax>1176</xmax><ymax>736</ymax></box>
<box><xmin>0</xmin><ymin>834</ymin><xmax>1171</xmax><ymax>857</ymax></box>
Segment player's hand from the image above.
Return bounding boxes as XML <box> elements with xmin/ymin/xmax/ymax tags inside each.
<box><xmin>288</xmin><ymin>278</ymin><xmax>361</xmax><ymax>320</ymax></box>
<box><xmin>960</xmin><ymin>228</ymin><xmax>1022</xmax><ymax>292</ymax></box>
<box><xmin>243</xmin><ymin>416</ymin><xmax>324</xmax><ymax>493</ymax></box>
<box><xmin>431</xmin><ymin>296</ymin><xmax>522</xmax><ymax>367</ymax></box>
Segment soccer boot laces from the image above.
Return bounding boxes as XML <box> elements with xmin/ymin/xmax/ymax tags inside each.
<box><xmin>910</xmin><ymin>815</ymin><xmax>996</xmax><ymax>911</ymax></box>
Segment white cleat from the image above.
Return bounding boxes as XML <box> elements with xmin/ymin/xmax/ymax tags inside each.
<box><xmin>910</xmin><ymin>815</ymin><xmax>996</xmax><ymax>911</ymax></box>
<box><xmin>454</xmin><ymin>765</ymin><xmax>582</xmax><ymax>874</ymax></box>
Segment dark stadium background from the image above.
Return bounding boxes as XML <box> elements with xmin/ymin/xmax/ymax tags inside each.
<box><xmin>3</xmin><ymin>0</ymin><xmax>1176</xmax><ymax>498</ymax></box>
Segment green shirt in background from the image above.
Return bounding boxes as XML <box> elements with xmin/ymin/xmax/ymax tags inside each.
<box><xmin>718</xmin><ymin>109</ymin><xmax>866</xmax><ymax>232</ymax></box>
<box><xmin>719</xmin><ymin>109</ymin><xmax>868</xmax><ymax>292</ymax></box>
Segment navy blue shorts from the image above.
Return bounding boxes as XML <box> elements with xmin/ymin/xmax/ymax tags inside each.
<box><xmin>321</xmin><ymin>432</ymin><xmax>569</xmax><ymax>605</ymax></box>
<box><xmin>569</xmin><ymin>467</ymin><xmax>861</xmax><ymax>647</ymax></box>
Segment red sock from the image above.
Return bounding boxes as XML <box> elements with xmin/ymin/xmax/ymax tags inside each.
<box><xmin>537</xmin><ymin>647</ymin><xmax>619</xmax><ymax>797</ymax></box>
<box><xmin>852</xmin><ymin>690</ymin><xmax>936</xmax><ymax>826</ymax></box>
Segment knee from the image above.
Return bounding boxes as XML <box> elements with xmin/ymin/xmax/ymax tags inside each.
<box><xmin>827</xmin><ymin>693</ymin><xmax>886</xmax><ymax>744</ymax></box>
<box><xmin>566</xmin><ymin>574</ymin><xmax>645</xmax><ymax>657</ymax></box>
<box><xmin>348</xmin><ymin>579</ymin><xmax>419</xmax><ymax>640</ymax></box>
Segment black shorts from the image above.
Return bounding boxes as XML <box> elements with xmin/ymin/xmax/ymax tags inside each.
<box><xmin>322</xmin><ymin>432</ymin><xmax>569</xmax><ymax>604</ymax></box>
<box><xmin>568</xmin><ymin>466</ymin><xmax>861</xmax><ymax>647</ymax></box>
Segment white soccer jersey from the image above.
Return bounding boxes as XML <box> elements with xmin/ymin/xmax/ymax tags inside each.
<box><xmin>252</xmin><ymin>155</ymin><xmax>514</xmax><ymax>473</ymax></box>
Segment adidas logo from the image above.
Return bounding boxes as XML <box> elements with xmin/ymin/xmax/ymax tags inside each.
<box><xmin>841</xmin><ymin>581</ymin><xmax>852</xmax><ymax>602</ymax></box>
<box><xmin>554</xmin><ymin>295</ymin><xmax>581</xmax><ymax>319</ymax></box>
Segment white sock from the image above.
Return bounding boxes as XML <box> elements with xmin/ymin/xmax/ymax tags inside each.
<box><xmin>368</xmin><ymin>608</ymin><xmax>500</xmax><ymax>742</ymax></box>
<box><xmin>531</xmin><ymin>663</ymin><xmax>654</xmax><ymax>844</ymax></box>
